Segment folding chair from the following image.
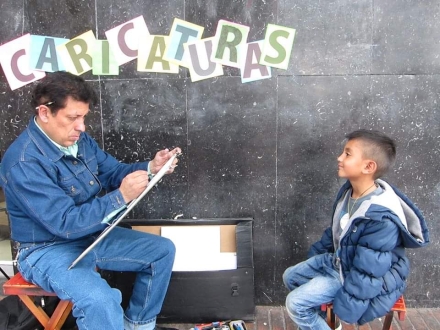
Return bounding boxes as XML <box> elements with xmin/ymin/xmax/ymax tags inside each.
<box><xmin>3</xmin><ymin>271</ymin><xmax>73</xmax><ymax>330</ymax></box>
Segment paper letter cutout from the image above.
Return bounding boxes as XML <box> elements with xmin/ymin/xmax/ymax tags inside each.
<box><xmin>93</xmin><ymin>40</ymin><xmax>119</xmax><ymax>75</ymax></box>
<box><xmin>0</xmin><ymin>34</ymin><xmax>46</xmax><ymax>90</ymax></box>
<box><xmin>30</xmin><ymin>36</ymin><xmax>68</xmax><ymax>72</ymax></box>
<box><xmin>260</xmin><ymin>24</ymin><xmax>296</xmax><ymax>70</ymax></box>
<box><xmin>57</xmin><ymin>30</ymin><xmax>96</xmax><ymax>75</ymax></box>
<box><xmin>184</xmin><ymin>37</ymin><xmax>223</xmax><ymax>82</ymax></box>
<box><xmin>211</xmin><ymin>20</ymin><xmax>249</xmax><ymax>68</ymax></box>
<box><xmin>239</xmin><ymin>40</ymin><xmax>271</xmax><ymax>83</ymax></box>
<box><xmin>105</xmin><ymin>15</ymin><xmax>150</xmax><ymax>66</ymax></box>
<box><xmin>0</xmin><ymin>21</ymin><xmax>297</xmax><ymax>89</ymax></box>
<box><xmin>164</xmin><ymin>18</ymin><xmax>204</xmax><ymax>67</ymax></box>
<box><xmin>137</xmin><ymin>35</ymin><xmax>179</xmax><ymax>73</ymax></box>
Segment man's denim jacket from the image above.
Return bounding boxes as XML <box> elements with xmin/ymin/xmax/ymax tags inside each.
<box><xmin>0</xmin><ymin>118</ymin><xmax>149</xmax><ymax>246</ymax></box>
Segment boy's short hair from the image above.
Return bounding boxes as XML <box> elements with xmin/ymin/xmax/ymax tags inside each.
<box><xmin>346</xmin><ymin>129</ymin><xmax>396</xmax><ymax>179</ymax></box>
<box><xmin>31</xmin><ymin>71</ymin><xmax>98</xmax><ymax>116</ymax></box>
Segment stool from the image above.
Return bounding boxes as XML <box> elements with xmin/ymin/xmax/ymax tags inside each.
<box><xmin>3</xmin><ymin>272</ymin><xmax>73</xmax><ymax>330</ymax></box>
<box><xmin>321</xmin><ymin>296</ymin><xmax>406</xmax><ymax>330</ymax></box>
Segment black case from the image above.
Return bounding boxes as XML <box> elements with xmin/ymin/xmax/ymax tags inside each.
<box><xmin>101</xmin><ymin>218</ymin><xmax>255</xmax><ymax>322</ymax></box>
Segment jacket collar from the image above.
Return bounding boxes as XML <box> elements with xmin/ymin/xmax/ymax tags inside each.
<box><xmin>335</xmin><ymin>179</ymin><xmax>430</xmax><ymax>248</ymax></box>
<box><xmin>26</xmin><ymin>117</ymin><xmax>83</xmax><ymax>162</ymax></box>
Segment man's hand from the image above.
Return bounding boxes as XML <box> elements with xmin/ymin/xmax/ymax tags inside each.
<box><xmin>149</xmin><ymin>147</ymin><xmax>181</xmax><ymax>175</ymax></box>
<box><xmin>119</xmin><ymin>170</ymin><xmax>149</xmax><ymax>203</ymax></box>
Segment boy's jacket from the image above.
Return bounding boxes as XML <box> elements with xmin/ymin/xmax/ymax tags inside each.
<box><xmin>309</xmin><ymin>179</ymin><xmax>430</xmax><ymax>325</ymax></box>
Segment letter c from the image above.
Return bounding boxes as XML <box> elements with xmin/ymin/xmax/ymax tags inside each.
<box><xmin>11</xmin><ymin>49</ymin><xmax>35</xmax><ymax>82</ymax></box>
<box><xmin>118</xmin><ymin>22</ymin><xmax>137</xmax><ymax>57</ymax></box>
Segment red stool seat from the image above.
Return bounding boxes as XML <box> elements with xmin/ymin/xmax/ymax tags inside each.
<box><xmin>321</xmin><ymin>296</ymin><xmax>406</xmax><ymax>330</ymax></box>
<box><xmin>3</xmin><ymin>272</ymin><xmax>73</xmax><ymax>330</ymax></box>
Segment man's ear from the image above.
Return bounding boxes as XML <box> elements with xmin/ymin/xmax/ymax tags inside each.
<box><xmin>37</xmin><ymin>106</ymin><xmax>50</xmax><ymax>123</ymax></box>
<box><xmin>363</xmin><ymin>160</ymin><xmax>377</xmax><ymax>175</ymax></box>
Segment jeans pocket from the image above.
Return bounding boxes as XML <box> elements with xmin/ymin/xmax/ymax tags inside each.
<box><xmin>18</xmin><ymin>242</ymin><xmax>56</xmax><ymax>271</ymax></box>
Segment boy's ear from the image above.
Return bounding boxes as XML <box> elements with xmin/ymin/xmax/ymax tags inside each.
<box><xmin>362</xmin><ymin>160</ymin><xmax>377</xmax><ymax>175</ymax></box>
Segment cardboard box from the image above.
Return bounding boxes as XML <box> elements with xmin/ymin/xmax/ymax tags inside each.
<box><xmin>101</xmin><ymin>218</ymin><xmax>254</xmax><ymax>322</ymax></box>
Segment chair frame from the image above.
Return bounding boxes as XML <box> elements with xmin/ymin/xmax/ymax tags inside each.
<box><xmin>321</xmin><ymin>296</ymin><xmax>406</xmax><ymax>330</ymax></box>
<box><xmin>3</xmin><ymin>272</ymin><xmax>73</xmax><ymax>330</ymax></box>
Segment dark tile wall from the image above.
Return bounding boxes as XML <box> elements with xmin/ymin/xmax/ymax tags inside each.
<box><xmin>0</xmin><ymin>0</ymin><xmax>439</xmax><ymax>307</ymax></box>
<box><xmin>372</xmin><ymin>0</ymin><xmax>440</xmax><ymax>74</ymax></box>
<box><xmin>279</xmin><ymin>0</ymin><xmax>372</xmax><ymax>75</ymax></box>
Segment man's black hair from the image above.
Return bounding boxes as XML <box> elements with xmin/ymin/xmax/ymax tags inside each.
<box><xmin>346</xmin><ymin>129</ymin><xmax>397</xmax><ymax>179</ymax></box>
<box><xmin>31</xmin><ymin>71</ymin><xmax>98</xmax><ymax>115</ymax></box>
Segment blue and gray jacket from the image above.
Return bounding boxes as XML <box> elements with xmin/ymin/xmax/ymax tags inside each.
<box><xmin>308</xmin><ymin>179</ymin><xmax>430</xmax><ymax>325</ymax></box>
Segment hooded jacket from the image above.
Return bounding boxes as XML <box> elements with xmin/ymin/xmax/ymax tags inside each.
<box><xmin>308</xmin><ymin>179</ymin><xmax>430</xmax><ymax>325</ymax></box>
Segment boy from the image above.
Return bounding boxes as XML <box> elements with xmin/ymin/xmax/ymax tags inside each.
<box><xmin>283</xmin><ymin>129</ymin><xmax>430</xmax><ymax>330</ymax></box>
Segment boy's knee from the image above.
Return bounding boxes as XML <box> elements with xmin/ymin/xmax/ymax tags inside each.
<box><xmin>285</xmin><ymin>290</ymin><xmax>302</xmax><ymax>316</ymax></box>
<box><xmin>282</xmin><ymin>266</ymin><xmax>299</xmax><ymax>290</ymax></box>
<box><xmin>282</xmin><ymin>269</ymin><xmax>289</xmax><ymax>287</ymax></box>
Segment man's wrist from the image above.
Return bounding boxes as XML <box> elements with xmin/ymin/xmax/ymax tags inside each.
<box><xmin>147</xmin><ymin>161</ymin><xmax>155</xmax><ymax>179</ymax></box>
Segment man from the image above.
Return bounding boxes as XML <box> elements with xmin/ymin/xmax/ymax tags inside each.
<box><xmin>0</xmin><ymin>71</ymin><xmax>181</xmax><ymax>330</ymax></box>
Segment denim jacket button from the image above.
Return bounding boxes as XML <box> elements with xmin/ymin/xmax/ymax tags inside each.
<box><xmin>72</xmin><ymin>161</ymin><xmax>78</xmax><ymax>165</ymax></box>
<box><xmin>89</xmin><ymin>180</ymin><xmax>94</xmax><ymax>185</ymax></box>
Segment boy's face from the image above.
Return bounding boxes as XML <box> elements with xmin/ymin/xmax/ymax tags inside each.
<box><xmin>337</xmin><ymin>139</ymin><xmax>371</xmax><ymax>179</ymax></box>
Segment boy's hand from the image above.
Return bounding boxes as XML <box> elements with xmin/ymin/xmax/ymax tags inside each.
<box><xmin>149</xmin><ymin>147</ymin><xmax>181</xmax><ymax>175</ymax></box>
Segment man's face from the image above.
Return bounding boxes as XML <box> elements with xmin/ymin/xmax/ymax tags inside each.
<box><xmin>337</xmin><ymin>139</ymin><xmax>368</xmax><ymax>179</ymax></box>
<box><xmin>37</xmin><ymin>97</ymin><xmax>89</xmax><ymax>147</ymax></box>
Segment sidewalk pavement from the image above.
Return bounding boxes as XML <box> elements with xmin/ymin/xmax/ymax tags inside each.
<box><xmin>1</xmin><ymin>281</ymin><xmax>439</xmax><ymax>330</ymax></box>
<box><xmin>163</xmin><ymin>306</ymin><xmax>440</xmax><ymax>330</ymax></box>
<box><xmin>248</xmin><ymin>306</ymin><xmax>440</xmax><ymax>330</ymax></box>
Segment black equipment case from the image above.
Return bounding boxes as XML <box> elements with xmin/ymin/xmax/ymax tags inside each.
<box><xmin>101</xmin><ymin>218</ymin><xmax>255</xmax><ymax>323</ymax></box>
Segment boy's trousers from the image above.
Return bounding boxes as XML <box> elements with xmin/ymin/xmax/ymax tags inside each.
<box><xmin>283</xmin><ymin>253</ymin><xmax>342</xmax><ymax>330</ymax></box>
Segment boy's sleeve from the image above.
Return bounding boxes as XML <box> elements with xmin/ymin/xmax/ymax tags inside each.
<box><xmin>308</xmin><ymin>227</ymin><xmax>334</xmax><ymax>258</ymax></box>
<box><xmin>333</xmin><ymin>219</ymin><xmax>404</xmax><ymax>324</ymax></box>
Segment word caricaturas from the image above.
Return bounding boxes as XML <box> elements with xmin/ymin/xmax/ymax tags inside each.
<box><xmin>0</xmin><ymin>16</ymin><xmax>296</xmax><ymax>91</ymax></box>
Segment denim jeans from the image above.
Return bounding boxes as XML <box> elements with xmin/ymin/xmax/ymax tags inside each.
<box><xmin>283</xmin><ymin>253</ymin><xmax>342</xmax><ymax>330</ymax></box>
<box><xmin>17</xmin><ymin>227</ymin><xmax>176</xmax><ymax>330</ymax></box>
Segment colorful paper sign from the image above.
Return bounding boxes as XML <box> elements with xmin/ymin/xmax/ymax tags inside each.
<box><xmin>211</xmin><ymin>20</ymin><xmax>250</xmax><ymax>68</ymax></box>
<box><xmin>184</xmin><ymin>37</ymin><xmax>223</xmax><ymax>82</ymax></box>
<box><xmin>30</xmin><ymin>36</ymin><xmax>69</xmax><ymax>72</ymax></box>
<box><xmin>0</xmin><ymin>34</ymin><xmax>46</xmax><ymax>91</ymax></box>
<box><xmin>92</xmin><ymin>40</ymin><xmax>119</xmax><ymax>75</ymax></box>
<box><xmin>57</xmin><ymin>30</ymin><xmax>96</xmax><ymax>75</ymax></box>
<box><xmin>260</xmin><ymin>23</ymin><xmax>296</xmax><ymax>70</ymax></box>
<box><xmin>137</xmin><ymin>35</ymin><xmax>179</xmax><ymax>73</ymax></box>
<box><xmin>105</xmin><ymin>15</ymin><xmax>150</xmax><ymax>66</ymax></box>
<box><xmin>0</xmin><ymin>16</ymin><xmax>296</xmax><ymax>90</ymax></box>
<box><xmin>164</xmin><ymin>18</ymin><xmax>204</xmax><ymax>67</ymax></box>
<box><xmin>239</xmin><ymin>40</ymin><xmax>271</xmax><ymax>83</ymax></box>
